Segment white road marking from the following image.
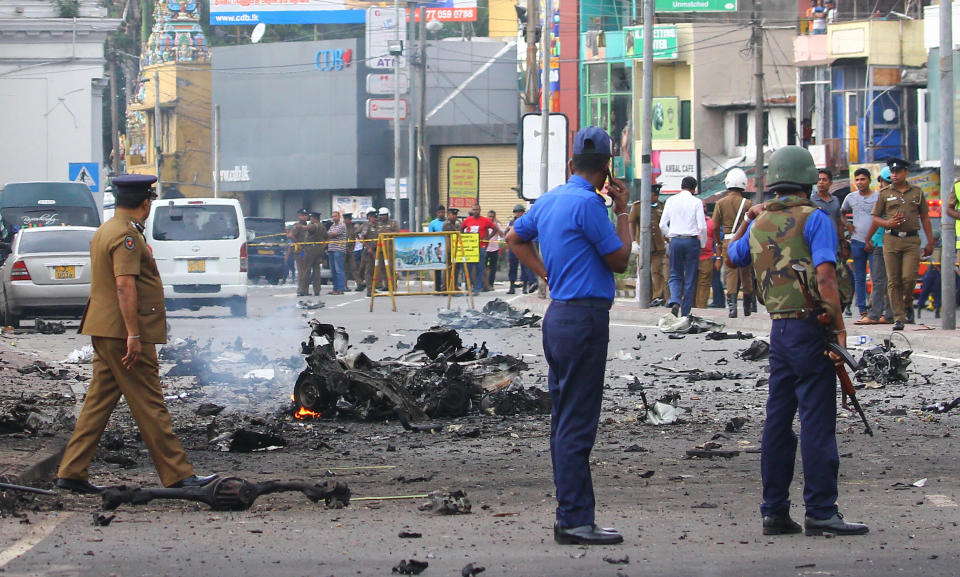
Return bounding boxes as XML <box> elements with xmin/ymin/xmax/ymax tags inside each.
<box><xmin>913</xmin><ymin>353</ymin><xmax>960</xmax><ymax>365</ymax></box>
<box><xmin>0</xmin><ymin>513</ymin><xmax>71</xmax><ymax>569</ymax></box>
<box><xmin>336</xmin><ymin>298</ymin><xmax>366</xmax><ymax>308</ymax></box>
<box><xmin>611</xmin><ymin>322</ymin><xmax>659</xmax><ymax>329</ymax></box>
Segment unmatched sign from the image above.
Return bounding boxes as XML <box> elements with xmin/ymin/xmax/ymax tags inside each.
<box><xmin>210</xmin><ymin>0</ymin><xmax>361</xmax><ymax>25</ymax></box>
<box><xmin>652</xmin><ymin>150</ymin><xmax>700</xmax><ymax>195</ymax></box>
<box><xmin>366</xmin><ymin>73</ymin><xmax>409</xmax><ymax>94</ymax></box>
<box><xmin>385</xmin><ymin>177</ymin><xmax>408</xmax><ymax>200</ymax></box>
<box><xmin>654</xmin><ymin>0</ymin><xmax>736</xmax><ymax>12</ymax></box>
<box><xmin>452</xmin><ymin>232</ymin><xmax>480</xmax><ymax>263</ymax></box>
<box><xmin>366</xmin><ymin>7</ymin><xmax>407</xmax><ymax>69</ymax></box>
<box><xmin>332</xmin><ymin>195</ymin><xmax>373</xmax><ymax>218</ymax></box>
<box><xmin>446</xmin><ymin>156</ymin><xmax>479</xmax><ymax>210</ymax></box>
<box><xmin>624</xmin><ymin>25</ymin><xmax>679</xmax><ymax>59</ymax></box>
<box><xmin>366</xmin><ymin>98</ymin><xmax>408</xmax><ymax>120</ymax></box>
<box><xmin>519</xmin><ymin>113</ymin><xmax>568</xmax><ymax>201</ymax></box>
<box><xmin>315</xmin><ymin>48</ymin><xmax>353</xmax><ymax>71</ymax></box>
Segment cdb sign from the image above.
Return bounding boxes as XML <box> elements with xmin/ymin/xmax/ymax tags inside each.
<box><xmin>315</xmin><ymin>48</ymin><xmax>353</xmax><ymax>72</ymax></box>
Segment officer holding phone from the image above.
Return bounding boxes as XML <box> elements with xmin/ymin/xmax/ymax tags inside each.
<box><xmin>506</xmin><ymin>127</ymin><xmax>632</xmax><ymax>546</ymax></box>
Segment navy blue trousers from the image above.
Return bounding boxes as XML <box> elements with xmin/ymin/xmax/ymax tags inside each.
<box><xmin>668</xmin><ymin>237</ymin><xmax>701</xmax><ymax>316</ymax></box>
<box><xmin>762</xmin><ymin>317</ymin><xmax>839</xmax><ymax>520</ymax></box>
<box><xmin>543</xmin><ymin>300</ymin><xmax>609</xmax><ymax>528</ymax></box>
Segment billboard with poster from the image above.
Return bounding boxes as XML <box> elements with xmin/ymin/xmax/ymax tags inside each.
<box><xmin>447</xmin><ymin>156</ymin><xmax>480</xmax><ymax>210</ymax></box>
<box><xmin>332</xmin><ymin>195</ymin><xmax>373</xmax><ymax>218</ymax></box>
<box><xmin>393</xmin><ymin>234</ymin><xmax>448</xmax><ymax>271</ymax></box>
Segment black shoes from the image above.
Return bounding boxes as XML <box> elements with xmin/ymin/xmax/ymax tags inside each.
<box><xmin>56</xmin><ymin>477</ymin><xmax>105</xmax><ymax>494</ymax></box>
<box><xmin>650</xmin><ymin>297</ymin><xmax>665</xmax><ymax>307</ymax></box>
<box><xmin>804</xmin><ymin>513</ymin><xmax>869</xmax><ymax>536</ymax></box>
<box><xmin>507</xmin><ymin>283</ymin><xmax>517</xmax><ymax>295</ymax></box>
<box><xmin>762</xmin><ymin>514</ymin><xmax>802</xmax><ymax>535</ymax></box>
<box><xmin>670</xmin><ymin>303</ymin><xmax>681</xmax><ymax>317</ymax></box>
<box><xmin>554</xmin><ymin>523</ymin><xmax>624</xmax><ymax>545</ymax></box>
<box><xmin>905</xmin><ymin>307</ymin><xmax>915</xmax><ymax>324</ymax></box>
<box><xmin>892</xmin><ymin>320</ymin><xmax>904</xmax><ymax>330</ymax></box>
<box><xmin>169</xmin><ymin>474</ymin><xmax>219</xmax><ymax>489</ymax></box>
<box><xmin>727</xmin><ymin>294</ymin><xmax>738</xmax><ymax>318</ymax></box>
<box><xmin>743</xmin><ymin>294</ymin><xmax>754</xmax><ymax>317</ymax></box>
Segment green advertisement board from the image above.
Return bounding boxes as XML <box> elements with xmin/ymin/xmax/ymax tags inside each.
<box><xmin>655</xmin><ymin>0</ymin><xmax>737</xmax><ymax>12</ymax></box>
<box><xmin>624</xmin><ymin>25</ymin><xmax>678</xmax><ymax>60</ymax></box>
<box><xmin>651</xmin><ymin>97</ymin><xmax>680</xmax><ymax>140</ymax></box>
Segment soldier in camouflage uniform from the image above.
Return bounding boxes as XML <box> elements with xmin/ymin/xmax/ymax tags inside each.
<box><xmin>726</xmin><ymin>146</ymin><xmax>868</xmax><ymax>538</ymax></box>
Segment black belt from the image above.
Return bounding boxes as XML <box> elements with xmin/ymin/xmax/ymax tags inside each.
<box><xmin>886</xmin><ymin>230</ymin><xmax>918</xmax><ymax>238</ymax></box>
<box><xmin>552</xmin><ymin>298</ymin><xmax>612</xmax><ymax>310</ymax></box>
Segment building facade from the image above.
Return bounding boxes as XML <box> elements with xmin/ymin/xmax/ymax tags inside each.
<box><xmin>0</xmin><ymin>0</ymin><xmax>119</xmax><ymax>187</ymax></box>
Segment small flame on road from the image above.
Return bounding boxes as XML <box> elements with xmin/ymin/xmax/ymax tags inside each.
<box><xmin>291</xmin><ymin>395</ymin><xmax>321</xmax><ymax>419</ymax></box>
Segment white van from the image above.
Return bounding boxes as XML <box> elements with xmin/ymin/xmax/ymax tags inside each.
<box><xmin>145</xmin><ymin>198</ymin><xmax>248</xmax><ymax>317</ymax></box>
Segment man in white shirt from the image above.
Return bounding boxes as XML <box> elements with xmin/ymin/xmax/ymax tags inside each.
<box><xmin>660</xmin><ymin>176</ymin><xmax>707</xmax><ymax>317</ymax></box>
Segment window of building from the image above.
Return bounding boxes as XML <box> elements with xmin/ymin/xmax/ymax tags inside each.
<box><xmin>680</xmin><ymin>100</ymin><xmax>692</xmax><ymax>140</ymax></box>
<box><xmin>588</xmin><ymin>63</ymin><xmax>608</xmax><ymax>95</ymax></box>
<box><xmin>735</xmin><ymin>112</ymin><xmax>749</xmax><ymax>147</ymax></box>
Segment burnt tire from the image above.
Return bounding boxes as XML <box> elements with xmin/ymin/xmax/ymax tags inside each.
<box><xmin>294</xmin><ymin>371</ymin><xmax>333</xmax><ymax>412</ymax></box>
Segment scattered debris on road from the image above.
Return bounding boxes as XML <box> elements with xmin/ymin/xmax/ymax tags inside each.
<box><xmin>392</xmin><ymin>559</ymin><xmax>429</xmax><ymax>575</ymax></box>
<box><xmin>736</xmin><ymin>339</ymin><xmax>770</xmax><ymax>361</ymax></box>
<box><xmin>855</xmin><ymin>337</ymin><xmax>912</xmax><ymax>386</ymax></box>
<box><xmin>418</xmin><ymin>489</ymin><xmax>471</xmax><ymax>514</ymax></box>
<box><xmin>63</xmin><ymin>345</ymin><xmax>94</xmax><ymax>364</ymax></box>
<box><xmin>437</xmin><ymin>299</ymin><xmax>541</xmax><ymax>329</ymax></box>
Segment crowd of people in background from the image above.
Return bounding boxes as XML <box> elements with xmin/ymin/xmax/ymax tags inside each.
<box><xmin>276</xmin><ymin>201</ymin><xmax>538</xmax><ymax>297</ymax></box>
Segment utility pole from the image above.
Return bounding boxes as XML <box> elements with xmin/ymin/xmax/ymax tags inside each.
<box><xmin>154</xmin><ymin>70</ymin><xmax>163</xmax><ymax>198</ymax></box>
<box><xmin>417</xmin><ymin>9</ymin><xmax>427</xmax><ymax>225</ymax></box>
<box><xmin>638</xmin><ymin>0</ymin><xmax>654</xmax><ymax>308</ymax></box>
<box><xmin>213</xmin><ymin>104</ymin><xmax>220</xmax><ymax>198</ymax></box>
<box><xmin>538</xmin><ymin>0</ymin><xmax>550</xmax><ymax>197</ymax></box>
<box><xmin>108</xmin><ymin>44</ymin><xmax>120</xmax><ymax>175</ymax></box>
<box><xmin>752</xmin><ymin>0</ymin><xmax>764</xmax><ymax>203</ymax></box>
<box><xmin>939</xmin><ymin>0</ymin><xmax>956</xmax><ymax>329</ymax></box>
<box><xmin>393</xmin><ymin>0</ymin><xmax>402</xmax><ymax>224</ymax></box>
<box><xmin>407</xmin><ymin>2</ymin><xmax>416</xmax><ymax>230</ymax></box>
<box><xmin>523</xmin><ymin>0</ymin><xmax>538</xmax><ymax>114</ymax></box>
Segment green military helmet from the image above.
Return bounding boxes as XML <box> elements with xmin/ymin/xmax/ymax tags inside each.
<box><xmin>766</xmin><ymin>146</ymin><xmax>819</xmax><ymax>188</ymax></box>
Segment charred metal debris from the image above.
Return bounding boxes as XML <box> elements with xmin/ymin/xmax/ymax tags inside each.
<box><xmin>437</xmin><ymin>299</ymin><xmax>542</xmax><ymax>329</ymax></box>
<box><xmin>854</xmin><ymin>336</ymin><xmax>912</xmax><ymax>386</ymax></box>
<box><xmin>292</xmin><ymin>321</ymin><xmax>548</xmax><ymax>424</ymax></box>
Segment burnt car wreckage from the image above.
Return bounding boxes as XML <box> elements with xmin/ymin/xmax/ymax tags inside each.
<box><xmin>292</xmin><ymin>321</ymin><xmax>550</xmax><ymax>424</ymax></box>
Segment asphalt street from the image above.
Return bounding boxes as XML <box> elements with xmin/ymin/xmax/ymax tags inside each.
<box><xmin>1</xmin><ymin>282</ymin><xmax>958</xmax><ymax>577</ymax></box>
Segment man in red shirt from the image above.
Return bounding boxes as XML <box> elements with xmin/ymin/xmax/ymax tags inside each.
<box><xmin>695</xmin><ymin>202</ymin><xmax>721</xmax><ymax>308</ymax></box>
<box><xmin>461</xmin><ymin>203</ymin><xmax>494</xmax><ymax>295</ymax></box>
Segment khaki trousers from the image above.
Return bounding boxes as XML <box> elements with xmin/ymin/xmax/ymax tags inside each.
<box><xmin>883</xmin><ymin>234</ymin><xmax>921</xmax><ymax>322</ymax></box>
<box><xmin>297</xmin><ymin>249</ymin><xmax>324</xmax><ymax>296</ymax></box>
<box><xmin>58</xmin><ymin>338</ymin><xmax>194</xmax><ymax>487</ymax></box>
<box><xmin>723</xmin><ymin>239</ymin><xmax>753</xmax><ymax>296</ymax></box>
<box><xmin>695</xmin><ymin>258</ymin><xmax>714</xmax><ymax>309</ymax></box>
<box><xmin>651</xmin><ymin>250</ymin><xmax>667</xmax><ymax>300</ymax></box>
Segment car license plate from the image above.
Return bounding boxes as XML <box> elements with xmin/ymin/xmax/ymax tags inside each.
<box><xmin>187</xmin><ymin>259</ymin><xmax>206</xmax><ymax>273</ymax></box>
<box><xmin>257</xmin><ymin>249</ymin><xmax>273</xmax><ymax>255</ymax></box>
<box><xmin>54</xmin><ymin>265</ymin><xmax>75</xmax><ymax>279</ymax></box>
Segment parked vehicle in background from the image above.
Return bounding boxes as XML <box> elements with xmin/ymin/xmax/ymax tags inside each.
<box><xmin>244</xmin><ymin>217</ymin><xmax>286</xmax><ymax>285</ymax></box>
<box><xmin>0</xmin><ymin>182</ymin><xmax>101</xmax><ymax>261</ymax></box>
<box><xmin>0</xmin><ymin>226</ymin><xmax>97</xmax><ymax>327</ymax></box>
<box><xmin>145</xmin><ymin>198</ymin><xmax>248</xmax><ymax>317</ymax></box>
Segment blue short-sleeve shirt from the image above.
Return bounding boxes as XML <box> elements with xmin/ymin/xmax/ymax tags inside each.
<box><xmin>728</xmin><ymin>206</ymin><xmax>838</xmax><ymax>269</ymax></box>
<box><xmin>512</xmin><ymin>175</ymin><xmax>623</xmax><ymax>301</ymax></box>
<box><xmin>428</xmin><ymin>218</ymin><xmax>445</xmax><ymax>233</ymax></box>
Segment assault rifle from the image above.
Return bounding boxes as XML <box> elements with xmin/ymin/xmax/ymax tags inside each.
<box><xmin>791</xmin><ymin>264</ymin><xmax>874</xmax><ymax>436</ymax></box>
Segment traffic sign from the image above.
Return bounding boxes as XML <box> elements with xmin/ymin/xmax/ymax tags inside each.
<box><xmin>519</xmin><ymin>113</ymin><xmax>568</xmax><ymax>201</ymax></box>
<box><xmin>366</xmin><ymin>73</ymin><xmax>409</xmax><ymax>95</ymax></box>
<box><xmin>366</xmin><ymin>98</ymin><xmax>409</xmax><ymax>120</ymax></box>
<box><xmin>68</xmin><ymin>162</ymin><xmax>100</xmax><ymax>193</ymax></box>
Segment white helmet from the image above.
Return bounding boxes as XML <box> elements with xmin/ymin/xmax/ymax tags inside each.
<box><xmin>378</xmin><ymin>207</ymin><xmax>390</xmax><ymax>216</ymax></box>
<box><xmin>724</xmin><ymin>168</ymin><xmax>748</xmax><ymax>191</ymax></box>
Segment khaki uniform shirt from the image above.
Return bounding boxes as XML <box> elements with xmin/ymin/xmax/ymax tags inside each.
<box><xmin>380</xmin><ymin>219</ymin><xmax>400</xmax><ymax>233</ymax></box>
<box><xmin>713</xmin><ymin>191</ymin><xmax>753</xmax><ymax>237</ymax></box>
<box><xmin>80</xmin><ymin>215</ymin><xmax>166</xmax><ymax>344</ymax></box>
<box><xmin>870</xmin><ymin>184</ymin><xmax>928</xmax><ymax>233</ymax></box>
<box><xmin>360</xmin><ymin>221</ymin><xmax>381</xmax><ymax>253</ymax></box>
<box><xmin>628</xmin><ymin>201</ymin><xmax>666</xmax><ymax>252</ymax></box>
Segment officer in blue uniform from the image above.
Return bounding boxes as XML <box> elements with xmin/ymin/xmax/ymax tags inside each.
<box><xmin>506</xmin><ymin>127</ymin><xmax>631</xmax><ymax>545</ymax></box>
<box><xmin>727</xmin><ymin>146</ymin><xmax>868</xmax><ymax>537</ymax></box>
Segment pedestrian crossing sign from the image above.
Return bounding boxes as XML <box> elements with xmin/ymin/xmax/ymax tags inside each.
<box><xmin>68</xmin><ymin>162</ymin><xmax>100</xmax><ymax>193</ymax></box>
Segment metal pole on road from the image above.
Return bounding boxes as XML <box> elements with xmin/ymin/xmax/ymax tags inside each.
<box><xmin>407</xmin><ymin>2</ymin><xmax>416</xmax><ymax>230</ymax></box>
<box><xmin>154</xmin><ymin>70</ymin><xmax>163</xmax><ymax>198</ymax></box>
<box><xmin>940</xmin><ymin>0</ymin><xmax>956</xmax><ymax>330</ymax></box>
<box><xmin>394</xmin><ymin>0</ymin><xmax>402</xmax><ymax>225</ymax></box>
<box><xmin>752</xmin><ymin>0</ymin><xmax>764</xmax><ymax>204</ymax></box>
<box><xmin>637</xmin><ymin>0</ymin><xmax>654</xmax><ymax>309</ymax></box>
<box><xmin>538</xmin><ymin>0</ymin><xmax>551</xmax><ymax>198</ymax></box>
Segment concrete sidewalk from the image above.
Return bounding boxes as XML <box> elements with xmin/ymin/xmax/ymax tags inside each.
<box><xmin>512</xmin><ymin>293</ymin><xmax>960</xmax><ymax>359</ymax></box>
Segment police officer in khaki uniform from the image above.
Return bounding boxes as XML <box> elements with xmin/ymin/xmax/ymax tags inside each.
<box><xmin>629</xmin><ymin>183</ymin><xmax>667</xmax><ymax>306</ymax></box>
<box><xmin>377</xmin><ymin>207</ymin><xmax>399</xmax><ymax>291</ymax></box>
<box><xmin>56</xmin><ymin>174</ymin><xmax>217</xmax><ymax>494</ymax></box>
<box><xmin>870</xmin><ymin>157</ymin><xmax>934</xmax><ymax>330</ymax></box>
<box><xmin>342</xmin><ymin>213</ymin><xmax>363</xmax><ymax>290</ymax></box>
<box><xmin>360</xmin><ymin>208</ymin><xmax>382</xmax><ymax>296</ymax></box>
<box><xmin>290</xmin><ymin>209</ymin><xmax>327</xmax><ymax>296</ymax></box>
<box><xmin>289</xmin><ymin>208</ymin><xmax>310</xmax><ymax>296</ymax></box>
<box><xmin>713</xmin><ymin>168</ymin><xmax>755</xmax><ymax>317</ymax></box>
